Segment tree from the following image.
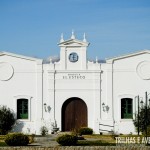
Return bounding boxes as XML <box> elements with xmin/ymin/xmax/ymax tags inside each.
<box><xmin>0</xmin><ymin>105</ymin><xmax>16</xmax><ymax>135</ymax></box>
<box><xmin>133</xmin><ymin>105</ymin><xmax>150</xmax><ymax>134</ymax></box>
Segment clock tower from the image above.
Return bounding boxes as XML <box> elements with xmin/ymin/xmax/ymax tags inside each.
<box><xmin>58</xmin><ymin>32</ymin><xmax>90</xmax><ymax>70</ymax></box>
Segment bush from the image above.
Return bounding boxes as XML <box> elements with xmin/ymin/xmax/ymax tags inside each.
<box><xmin>78</xmin><ymin>127</ymin><xmax>93</xmax><ymax>135</ymax></box>
<box><xmin>56</xmin><ymin>134</ymin><xmax>77</xmax><ymax>146</ymax></box>
<box><xmin>0</xmin><ymin>105</ymin><xmax>16</xmax><ymax>135</ymax></box>
<box><xmin>40</xmin><ymin>126</ymin><xmax>48</xmax><ymax>136</ymax></box>
<box><xmin>133</xmin><ymin>106</ymin><xmax>150</xmax><ymax>134</ymax></box>
<box><xmin>5</xmin><ymin>133</ymin><xmax>29</xmax><ymax>146</ymax></box>
<box><xmin>28</xmin><ymin>134</ymin><xmax>35</xmax><ymax>144</ymax></box>
<box><xmin>143</xmin><ymin>125</ymin><xmax>150</xmax><ymax>136</ymax></box>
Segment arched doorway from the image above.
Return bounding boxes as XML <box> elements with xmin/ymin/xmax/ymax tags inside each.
<box><xmin>62</xmin><ymin>97</ymin><xmax>87</xmax><ymax>131</ymax></box>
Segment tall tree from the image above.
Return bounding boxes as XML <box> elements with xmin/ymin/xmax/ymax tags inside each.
<box><xmin>133</xmin><ymin>106</ymin><xmax>150</xmax><ymax>134</ymax></box>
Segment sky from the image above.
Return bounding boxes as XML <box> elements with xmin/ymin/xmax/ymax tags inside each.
<box><xmin>0</xmin><ymin>0</ymin><xmax>150</xmax><ymax>60</ymax></box>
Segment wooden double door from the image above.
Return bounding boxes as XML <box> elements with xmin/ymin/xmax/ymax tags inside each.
<box><xmin>62</xmin><ymin>97</ymin><xmax>87</xmax><ymax>131</ymax></box>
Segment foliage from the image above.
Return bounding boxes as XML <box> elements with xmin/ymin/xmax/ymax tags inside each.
<box><xmin>70</xmin><ymin>129</ymin><xmax>85</xmax><ymax>140</ymax></box>
<box><xmin>40</xmin><ymin>126</ymin><xmax>48</xmax><ymax>136</ymax></box>
<box><xmin>0</xmin><ymin>141</ymin><xmax>7</xmax><ymax>147</ymax></box>
<box><xmin>78</xmin><ymin>127</ymin><xmax>93</xmax><ymax>135</ymax></box>
<box><xmin>56</xmin><ymin>134</ymin><xmax>77</xmax><ymax>146</ymax></box>
<box><xmin>0</xmin><ymin>135</ymin><xmax>6</xmax><ymax>140</ymax></box>
<box><xmin>143</xmin><ymin>125</ymin><xmax>150</xmax><ymax>136</ymax></box>
<box><xmin>0</xmin><ymin>105</ymin><xmax>16</xmax><ymax>135</ymax></box>
<box><xmin>5</xmin><ymin>133</ymin><xmax>29</xmax><ymax>146</ymax></box>
<box><xmin>71</xmin><ymin>128</ymin><xmax>79</xmax><ymax>136</ymax></box>
<box><xmin>28</xmin><ymin>134</ymin><xmax>35</xmax><ymax>144</ymax></box>
<box><xmin>133</xmin><ymin>106</ymin><xmax>150</xmax><ymax>134</ymax></box>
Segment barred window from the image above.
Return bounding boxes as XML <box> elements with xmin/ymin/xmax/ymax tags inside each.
<box><xmin>17</xmin><ymin>99</ymin><xmax>28</xmax><ymax>119</ymax></box>
<box><xmin>121</xmin><ymin>98</ymin><xmax>133</xmax><ymax>119</ymax></box>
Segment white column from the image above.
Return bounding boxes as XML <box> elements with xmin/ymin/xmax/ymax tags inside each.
<box><xmin>93</xmin><ymin>71</ymin><xmax>101</xmax><ymax>133</ymax></box>
<box><xmin>60</xmin><ymin>47</ymin><xmax>66</xmax><ymax>70</ymax></box>
<box><xmin>106</xmin><ymin>63</ymin><xmax>113</xmax><ymax>119</ymax></box>
<box><xmin>48</xmin><ymin>71</ymin><xmax>55</xmax><ymax>121</ymax></box>
<box><xmin>35</xmin><ymin>61</ymin><xmax>43</xmax><ymax>134</ymax></box>
<box><xmin>81</xmin><ymin>47</ymin><xmax>87</xmax><ymax>70</ymax></box>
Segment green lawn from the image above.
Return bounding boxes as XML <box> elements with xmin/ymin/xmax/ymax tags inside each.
<box><xmin>80</xmin><ymin>134</ymin><xmax>148</xmax><ymax>146</ymax></box>
<box><xmin>81</xmin><ymin>134</ymin><xmax>116</xmax><ymax>146</ymax></box>
<box><xmin>77</xmin><ymin>140</ymin><xmax>116</xmax><ymax>146</ymax></box>
<box><xmin>0</xmin><ymin>141</ymin><xmax>7</xmax><ymax>147</ymax></box>
<box><xmin>0</xmin><ymin>134</ymin><xmax>148</xmax><ymax>147</ymax></box>
<box><xmin>0</xmin><ymin>135</ymin><xmax>7</xmax><ymax>147</ymax></box>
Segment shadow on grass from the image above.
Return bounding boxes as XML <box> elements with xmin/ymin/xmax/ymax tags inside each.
<box><xmin>77</xmin><ymin>140</ymin><xmax>116</xmax><ymax>146</ymax></box>
<box><xmin>0</xmin><ymin>142</ymin><xmax>8</xmax><ymax>147</ymax></box>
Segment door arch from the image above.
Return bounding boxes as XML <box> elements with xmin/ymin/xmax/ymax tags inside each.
<box><xmin>62</xmin><ymin>97</ymin><xmax>87</xmax><ymax>131</ymax></box>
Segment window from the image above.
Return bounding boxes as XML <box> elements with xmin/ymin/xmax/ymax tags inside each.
<box><xmin>17</xmin><ymin>99</ymin><xmax>28</xmax><ymax>119</ymax></box>
<box><xmin>121</xmin><ymin>98</ymin><xmax>133</xmax><ymax>119</ymax></box>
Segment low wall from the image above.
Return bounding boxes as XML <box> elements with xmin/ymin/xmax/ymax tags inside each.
<box><xmin>0</xmin><ymin>146</ymin><xmax>149</xmax><ymax>150</ymax></box>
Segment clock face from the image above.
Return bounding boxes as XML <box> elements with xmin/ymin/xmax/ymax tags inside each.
<box><xmin>69</xmin><ymin>52</ymin><xmax>79</xmax><ymax>62</ymax></box>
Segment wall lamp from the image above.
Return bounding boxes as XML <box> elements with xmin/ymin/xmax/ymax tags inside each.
<box><xmin>44</xmin><ymin>103</ymin><xmax>47</xmax><ymax>112</ymax></box>
<box><xmin>44</xmin><ymin>103</ymin><xmax>51</xmax><ymax>112</ymax></box>
<box><xmin>102</xmin><ymin>103</ymin><xmax>109</xmax><ymax>112</ymax></box>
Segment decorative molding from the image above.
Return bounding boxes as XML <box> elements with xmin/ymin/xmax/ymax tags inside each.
<box><xmin>48</xmin><ymin>70</ymin><xmax>102</xmax><ymax>73</ymax></box>
<box><xmin>48</xmin><ymin>89</ymin><xmax>100</xmax><ymax>91</ymax></box>
<box><xmin>136</xmin><ymin>61</ymin><xmax>150</xmax><ymax>80</ymax></box>
<box><xmin>0</xmin><ymin>62</ymin><xmax>14</xmax><ymax>81</ymax></box>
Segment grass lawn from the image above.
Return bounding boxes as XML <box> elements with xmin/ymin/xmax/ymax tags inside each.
<box><xmin>80</xmin><ymin>134</ymin><xmax>116</xmax><ymax>146</ymax></box>
<box><xmin>0</xmin><ymin>134</ymin><xmax>116</xmax><ymax>147</ymax></box>
<box><xmin>79</xmin><ymin>134</ymin><xmax>148</xmax><ymax>146</ymax></box>
<box><xmin>77</xmin><ymin>140</ymin><xmax>116</xmax><ymax>146</ymax></box>
<box><xmin>0</xmin><ymin>141</ymin><xmax>7</xmax><ymax>147</ymax></box>
<box><xmin>0</xmin><ymin>135</ymin><xmax>7</xmax><ymax>147</ymax></box>
<box><xmin>0</xmin><ymin>134</ymin><xmax>148</xmax><ymax>147</ymax></box>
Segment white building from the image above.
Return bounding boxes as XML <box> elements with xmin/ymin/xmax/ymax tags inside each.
<box><xmin>0</xmin><ymin>32</ymin><xmax>150</xmax><ymax>135</ymax></box>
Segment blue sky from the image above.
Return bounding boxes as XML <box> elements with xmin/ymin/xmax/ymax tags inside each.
<box><xmin>0</xmin><ymin>0</ymin><xmax>150</xmax><ymax>60</ymax></box>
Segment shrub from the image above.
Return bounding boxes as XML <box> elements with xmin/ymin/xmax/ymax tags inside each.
<box><xmin>40</xmin><ymin>126</ymin><xmax>48</xmax><ymax>136</ymax></box>
<box><xmin>0</xmin><ymin>106</ymin><xmax>16</xmax><ymax>135</ymax></box>
<box><xmin>5</xmin><ymin>133</ymin><xmax>29</xmax><ymax>146</ymax></box>
<box><xmin>56</xmin><ymin>134</ymin><xmax>77</xmax><ymax>146</ymax></box>
<box><xmin>133</xmin><ymin>106</ymin><xmax>150</xmax><ymax>134</ymax></box>
<box><xmin>143</xmin><ymin>125</ymin><xmax>150</xmax><ymax>136</ymax></box>
<box><xmin>28</xmin><ymin>134</ymin><xmax>35</xmax><ymax>144</ymax></box>
<box><xmin>78</xmin><ymin>127</ymin><xmax>93</xmax><ymax>135</ymax></box>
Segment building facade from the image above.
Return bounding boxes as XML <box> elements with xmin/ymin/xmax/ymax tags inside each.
<box><xmin>0</xmin><ymin>32</ymin><xmax>150</xmax><ymax>135</ymax></box>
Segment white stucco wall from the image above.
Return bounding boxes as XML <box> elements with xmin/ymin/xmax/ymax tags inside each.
<box><xmin>0</xmin><ymin>53</ymin><xmax>43</xmax><ymax>134</ymax></box>
<box><xmin>110</xmin><ymin>52</ymin><xmax>150</xmax><ymax>134</ymax></box>
<box><xmin>1</xmin><ymin>37</ymin><xmax>150</xmax><ymax>135</ymax></box>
